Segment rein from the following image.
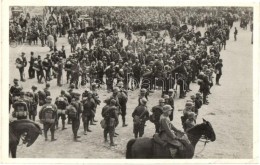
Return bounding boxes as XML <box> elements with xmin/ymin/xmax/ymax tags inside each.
<box><xmin>185</xmin><ymin>131</ymin><xmax>211</xmax><ymax>156</ymax></box>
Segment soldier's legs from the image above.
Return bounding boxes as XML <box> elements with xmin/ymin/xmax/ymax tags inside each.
<box><xmin>109</xmin><ymin>127</ymin><xmax>116</xmax><ymax>146</ymax></box>
<box><xmin>19</xmin><ymin>68</ymin><xmax>24</xmax><ymax>81</ymax></box>
<box><xmin>43</xmin><ymin>124</ymin><xmax>50</xmax><ymax>140</ymax></box>
<box><xmin>57</xmin><ymin>73</ymin><xmax>62</xmax><ymax>86</ymax></box>
<box><xmin>50</xmin><ymin>123</ymin><xmax>56</xmax><ymax>141</ymax></box>
<box><xmin>104</xmin><ymin>128</ymin><xmax>109</xmax><ymax>142</ymax></box>
<box><xmin>133</xmin><ymin>124</ymin><xmax>139</xmax><ymax>138</ymax></box>
<box><xmin>139</xmin><ymin>122</ymin><xmax>145</xmax><ymax>137</ymax></box>
<box><xmin>121</xmin><ymin>105</ymin><xmax>127</xmax><ymax>127</ymax></box>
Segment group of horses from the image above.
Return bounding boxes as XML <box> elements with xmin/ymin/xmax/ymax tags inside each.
<box><xmin>9</xmin><ymin>118</ymin><xmax>215</xmax><ymax>159</ymax></box>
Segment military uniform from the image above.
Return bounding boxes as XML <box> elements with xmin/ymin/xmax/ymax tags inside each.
<box><xmin>39</xmin><ymin>97</ymin><xmax>57</xmax><ymax>141</ymax></box>
<box><xmin>69</xmin><ymin>94</ymin><xmax>82</xmax><ymax>141</ymax></box>
<box><xmin>132</xmin><ymin>103</ymin><xmax>149</xmax><ymax>138</ymax></box>
<box><xmin>82</xmin><ymin>95</ymin><xmax>96</xmax><ymax>134</ymax></box>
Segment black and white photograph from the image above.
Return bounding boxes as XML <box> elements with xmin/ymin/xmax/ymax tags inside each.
<box><xmin>1</xmin><ymin>1</ymin><xmax>259</xmax><ymax>163</ymax></box>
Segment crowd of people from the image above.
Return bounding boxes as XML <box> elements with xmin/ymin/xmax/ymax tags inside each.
<box><xmin>9</xmin><ymin>7</ymin><xmax>250</xmax><ymax>152</ymax></box>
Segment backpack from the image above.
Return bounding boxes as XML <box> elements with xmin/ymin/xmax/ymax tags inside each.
<box><xmin>12</xmin><ymin>100</ymin><xmax>28</xmax><ymax>118</ymax></box>
<box><xmin>56</xmin><ymin>97</ymin><xmax>67</xmax><ymax>109</ymax></box>
<box><xmin>67</xmin><ymin>104</ymin><xmax>77</xmax><ymax>119</ymax></box>
<box><xmin>41</xmin><ymin>105</ymin><xmax>56</xmax><ymax>124</ymax></box>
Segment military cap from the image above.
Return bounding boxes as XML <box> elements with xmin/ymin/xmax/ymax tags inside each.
<box><xmin>46</xmin><ymin>96</ymin><xmax>52</xmax><ymax>100</ymax></box>
<box><xmin>21</xmin><ymin>52</ymin><xmax>25</xmax><ymax>55</ymax></box>
<box><xmin>117</xmin><ymin>82</ymin><xmax>124</xmax><ymax>87</ymax></box>
<box><xmin>190</xmin><ymin>95</ymin><xmax>195</xmax><ymax>99</ymax></box>
<box><xmin>113</xmin><ymin>87</ymin><xmax>120</xmax><ymax>93</ymax></box>
<box><xmin>20</xmin><ymin>91</ymin><xmax>25</xmax><ymax>95</ymax></box>
<box><xmin>159</xmin><ymin>98</ymin><xmax>165</xmax><ymax>103</ymax></box>
<box><xmin>110</xmin><ymin>99</ymin><xmax>116</xmax><ymax>105</ymax></box>
<box><xmin>162</xmin><ymin>105</ymin><xmax>172</xmax><ymax>113</ymax></box>
<box><xmin>164</xmin><ymin>95</ymin><xmax>169</xmax><ymax>99</ymax></box>
<box><xmin>70</xmin><ymin>83</ymin><xmax>75</xmax><ymax>88</ymax></box>
<box><xmin>185</xmin><ymin>102</ymin><xmax>193</xmax><ymax>107</ymax></box>
<box><xmin>168</xmin><ymin>89</ymin><xmax>174</xmax><ymax>93</ymax></box>
<box><xmin>140</xmin><ymin>88</ymin><xmax>147</xmax><ymax>93</ymax></box>
<box><xmin>188</xmin><ymin>112</ymin><xmax>197</xmax><ymax>119</ymax></box>
<box><xmin>13</xmin><ymin>78</ymin><xmax>18</xmax><ymax>82</ymax></box>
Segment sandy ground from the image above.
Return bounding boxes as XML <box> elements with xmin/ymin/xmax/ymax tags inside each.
<box><xmin>9</xmin><ymin>22</ymin><xmax>253</xmax><ymax>158</ymax></box>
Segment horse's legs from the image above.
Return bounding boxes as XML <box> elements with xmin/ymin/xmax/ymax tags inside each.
<box><xmin>10</xmin><ymin>145</ymin><xmax>17</xmax><ymax>158</ymax></box>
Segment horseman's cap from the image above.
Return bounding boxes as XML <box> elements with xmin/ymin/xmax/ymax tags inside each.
<box><xmin>163</xmin><ymin>105</ymin><xmax>172</xmax><ymax>113</ymax></box>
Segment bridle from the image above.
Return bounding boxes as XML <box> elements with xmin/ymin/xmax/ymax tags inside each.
<box><xmin>185</xmin><ymin>128</ymin><xmax>212</xmax><ymax>156</ymax></box>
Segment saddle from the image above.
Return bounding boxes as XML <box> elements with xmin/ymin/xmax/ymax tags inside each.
<box><xmin>153</xmin><ymin>133</ymin><xmax>193</xmax><ymax>158</ymax></box>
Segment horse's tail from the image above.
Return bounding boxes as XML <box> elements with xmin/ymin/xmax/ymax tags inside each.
<box><xmin>126</xmin><ymin>139</ymin><xmax>136</xmax><ymax>159</ymax></box>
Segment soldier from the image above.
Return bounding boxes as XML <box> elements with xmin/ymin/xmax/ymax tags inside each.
<box><xmin>67</xmin><ymin>93</ymin><xmax>82</xmax><ymax>142</ymax></box>
<box><xmin>132</xmin><ymin>59</ymin><xmax>141</xmax><ymax>88</ymax></box>
<box><xmin>184</xmin><ymin>112</ymin><xmax>197</xmax><ymax>132</ymax></box>
<box><xmin>55</xmin><ymin>90</ymin><xmax>69</xmax><ymax>130</ymax></box>
<box><xmin>89</xmin><ymin>61</ymin><xmax>97</xmax><ymax>89</ymax></box>
<box><xmin>132</xmin><ymin>98</ymin><xmax>149</xmax><ymax>138</ymax></box>
<box><xmin>10</xmin><ymin>79</ymin><xmax>23</xmax><ymax>104</ymax></box>
<box><xmin>82</xmin><ymin>91</ymin><xmax>96</xmax><ymax>135</ymax></box>
<box><xmin>215</xmin><ymin>59</ymin><xmax>223</xmax><ymax>86</ymax></box>
<box><xmin>28</xmin><ymin>52</ymin><xmax>35</xmax><ymax>79</ymax></box>
<box><xmin>35</xmin><ymin>55</ymin><xmax>45</xmax><ymax>84</ymax></box>
<box><xmin>105</xmin><ymin>62</ymin><xmax>116</xmax><ymax>92</ymax></box>
<box><xmin>101</xmin><ymin>99</ymin><xmax>119</xmax><ymax>146</ymax></box>
<box><xmin>43</xmin><ymin>54</ymin><xmax>53</xmax><ymax>81</ymax></box>
<box><xmin>12</xmin><ymin>91</ymin><xmax>29</xmax><ymax>120</ymax></box>
<box><xmin>234</xmin><ymin>27</ymin><xmax>238</xmax><ymax>41</ymax></box>
<box><xmin>168</xmin><ymin>89</ymin><xmax>175</xmax><ymax>121</ymax></box>
<box><xmin>39</xmin><ymin>96</ymin><xmax>57</xmax><ymax>141</ymax></box>
<box><xmin>60</xmin><ymin>45</ymin><xmax>66</xmax><ymax>59</ymax></box>
<box><xmin>194</xmin><ymin>93</ymin><xmax>203</xmax><ymax>115</ymax></box>
<box><xmin>64</xmin><ymin>56</ymin><xmax>72</xmax><ymax>84</ymax></box>
<box><xmin>117</xmin><ymin>82</ymin><xmax>128</xmax><ymax>127</ymax></box>
<box><xmin>150</xmin><ymin>98</ymin><xmax>164</xmax><ymax>133</ymax></box>
<box><xmin>138</xmin><ymin>88</ymin><xmax>148</xmax><ymax>106</ymax></box>
<box><xmin>29</xmin><ymin>85</ymin><xmax>39</xmax><ymax>121</ymax></box>
<box><xmin>16</xmin><ymin>52</ymin><xmax>27</xmax><ymax>82</ymax></box>
<box><xmin>38</xmin><ymin>83</ymin><xmax>51</xmax><ymax>106</ymax></box>
<box><xmin>57</xmin><ymin>57</ymin><xmax>63</xmax><ymax>87</ymax></box>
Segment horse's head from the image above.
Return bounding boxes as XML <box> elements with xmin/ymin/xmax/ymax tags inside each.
<box><xmin>24</xmin><ymin>122</ymin><xmax>42</xmax><ymax>147</ymax></box>
<box><xmin>11</xmin><ymin>120</ymin><xmax>42</xmax><ymax>147</ymax></box>
<box><xmin>201</xmin><ymin>118</ymin><xmax>216</xmax><ymax>142</ymax></box>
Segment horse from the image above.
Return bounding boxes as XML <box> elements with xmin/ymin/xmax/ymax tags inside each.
<box><xmin>9</xmin><ymin>119</ymin><xmax>42</xmax><ymax>158</ymax></box>
<box><xmin>126</xmin><ymin>119</ymin><xmax>216</xmax><ymax>159</ymax></box>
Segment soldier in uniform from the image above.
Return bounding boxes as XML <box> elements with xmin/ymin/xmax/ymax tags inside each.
<box><xmin>138</xmin><ymin>88</ymin><xmax>148</xmax><ymax>106</ymax></box>
<box><xmin>82</xmin><ymin>91</ymin><xmax>96</xmax><ymax>135</ymax></box>
<box><xmin>16</xmin><ymin>52</ymin><xmax>27</xmax><ymax>82</ymax></box>
<box><xmin>64</xmin><ymin>56</ymin><xmax>72</xmax><ymax>84</ymax></box>
<box><xmin>168</xmin><ymin>89</ymin><xmax>175</xmax><ymax>121</ymax></box>
<box><xmin>29</xmin><ymin>85</ymin><xmax>39</xmax><ymax>121</ymax></box>
<box><xmin>10</xmin><ymin>79</ymin><xmax>23</xmax><ymax>104</ymax></box>
<box><xmin>150</xmin><ymin>98</ymin><xmax>164</xmax><ymax>133</ymax></box>
<box><xmin>36</xmin><ymin>55</ymin><xmax>45</xmax><ymax>84</ymax></box>
<box><xmin>28</xmin><ymin>52</ymin><xmax>35</xmax><ymax>79</ymax></box>
<box><xmin>101</xmin><ymin>99</ymin><xmax>119</xmax><ymax>146</ymax></box>
<box><xmin>55</xmin><ymin>90</ymin><xmax>69</xmax><ymax>130</ymax></box>
<box><xmin>57</xmin><ymin>57</ymin><xmax>63</xmax><ymax>87</ymax></box>
<box><xmin>215</xmin><ymin>59</ymin><xmax>223</xmax><ymax>86</ymax></box>
<box><xmin>132</xmin><ymin>98</ymin><xmax>149</xmax><ymax>138</ymax></box>
<box><xmin>105</xmin><ymin>62</ymin><xmax>116</xmax><ymax>92</ymax></box>
<box><xmin>39</xmin><ymin>96</ymin><xmax>57</xmax><ymax>141</ymax></box>
<box><xmin>68</xmin><ymin>93</ymin><xmax>82</xmax><ymax>142</ymax></box>
<box><xmin>132</xmin><ymin>59</ymin><xmax>141</xmax><ymax>88</ymax></box>
<box><xmin>117</xmin><ymin>82</ymin><xmax>128</xmax><ymax>127</ymax></box>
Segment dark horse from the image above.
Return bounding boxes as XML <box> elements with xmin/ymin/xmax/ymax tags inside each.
<box><xmin>126</xmin><ymin>119</ymin><xmax>216</xmax><ymax>159</ymax></box>
<box><xmin>9</xmin><ymin>119</ymin><xmax>42</xmax><ymax>158</ymax></box>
